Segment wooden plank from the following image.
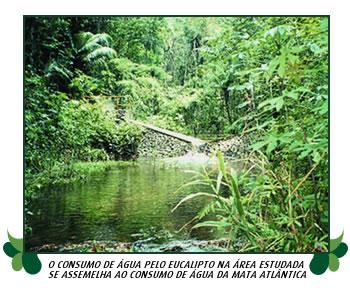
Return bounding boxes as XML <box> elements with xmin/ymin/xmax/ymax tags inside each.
<box><xmin>128</xmin><ymin>119</ymin><xmax>206</xmax><ymax>147</ymax></box>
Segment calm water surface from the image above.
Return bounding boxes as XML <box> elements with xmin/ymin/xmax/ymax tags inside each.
<box><xmin>27</xmin><ymin>159</ymin><xmax>217</xmax><ymax>249</ymax></box>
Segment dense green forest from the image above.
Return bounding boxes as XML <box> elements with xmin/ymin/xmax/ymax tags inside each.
<box><xmin>25</xmin><ymin>16</ymin><xmax>328</xmax><ymax>252</ymax></box>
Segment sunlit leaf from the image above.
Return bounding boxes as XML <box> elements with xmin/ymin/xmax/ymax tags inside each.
<box><xmin>330</xmin><ymin>232</ymin><xmax>344</xmax><ymax>251</ymax></box>
<box><xmin>332</xmin><ymin>242</ymin><xmax>348</xmax><ymax>258</ymax></box>
<box><xmin>12</xmin><ymin>253</ymin><xmax>23</xmax><ymax>271</ymax></box>
<box><xmin>7</xmin><ymin>232</ymin><xmax>23</xmax><ymax>253</ymax></box>
<box><xmin>328</xmin><ymin>253</ymin><xmax>339</xmax><ymax>272</ymax></box>
<box><xmin>172</xmin><ymin>192</ymin><xmax>217</xmax><ymax>212</ymax></box>
<box><xmin>192</xmin><ymin>221</ymin><xmax>231</xmax><ymax>229</ymax></box>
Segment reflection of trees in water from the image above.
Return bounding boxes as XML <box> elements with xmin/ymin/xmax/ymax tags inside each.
<box><xmin>27</xmin><ymin>162</ymin><xmax>216</xmax><ymax>248</ymax></box>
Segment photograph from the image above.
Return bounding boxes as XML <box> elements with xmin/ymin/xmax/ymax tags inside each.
<box><xmin>24</xmin><ymin>16</ymin><xmax>329</xmax><ymax>253</ymax></box>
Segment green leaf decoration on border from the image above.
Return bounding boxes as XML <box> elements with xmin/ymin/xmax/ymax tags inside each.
<box><xmin>3</xmin><ymin>242</ymin><xmax>20</xmax><ymax>258</ymax></box>
<box><xmin>22</xmin><ymin>253</ymin><xmax>42</xmax><ymax>275</ymax></box>
<box><xmin>7</xmin><ymin>231</ymin><xmax>23</xmax><ymax>252</ymax></box>
<box><xmin>309</xmin><ymin>231</ymin><xmax>348</xmax><ymax>275</ymax></box>
<box><xmin>309</xmin><ymin>253</ymin><xmax>329</xmax><ymax>275</ymax></box>
<box><xmin>2</xmin><ymin>231</ymin><xmax>42</xmax><ymax>275</ymax></box>
<box><xmin>329</xmin><ymin>253</ymin><xmax>340</xmax><ymax>272</ymax></box>
<box><xmin>330</xmin><ymin>231</ymin><xmax>343</xmax><ymax>252</ymax></box>
<box><xmin>332</xmin><ymin>242</ymin><xmax>348</xmax><ymax>258</ymax></box>
<box><xmin>12</xmin><ymin>253</ymin><xmax>23</xmax><ymax>271</ymax></box>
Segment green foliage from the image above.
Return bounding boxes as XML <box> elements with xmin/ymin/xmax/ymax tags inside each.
<box><xmin>26</xmin><ymin>90</ymin><xmax>142</xmax><ymax>169</ymax></box>
<box><xmin>169</xmin><ymin>17</ymin><xmax>329</xmax><ymax>244</ymax></box>
<box><xmin>111</xmin><ymin>122</ymin><xmax>143</xmax><ymax>160</ymax></box>
<box><xmin>58</xmin><ymin>99</ymin><xmax>113</xmax><ymax>161</ymax></box>
<box><xmin>25</xmin><ymin>71</ymin><xmax>68</xmax><ymax>171</ymax></box>
<box><xmin>164</xmin><ymin>17</ymin><xmax>209</xmax><ymax>85</ymax></box>
<box><xmin>174</xmin><ymin>152</ymin><xmax>327</xmax><ymax>252</ymax></box>
<box><xmin>69</xmin><ymin>71</ymin><xmax>99</xmax><ymax>99</ymax></box>
<box><xmin>24</xmin><ymin>16</ymin><xmax>328</xmax><ymax>251</ymax></box>
<box><xmin>74</xmin><ymin>32</ymin><xmax>117</xmax><ymax>66</ymax></box>
<box><xmin>107</xmin><ymin>17</ymin><xmax>166</xmax><ymax>65</ymax></box>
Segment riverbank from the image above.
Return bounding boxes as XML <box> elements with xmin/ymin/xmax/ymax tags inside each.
<box><xmin>25</xmin><ymin>160</ymin><xmax>136</xmax><ymax>196</ymax></box>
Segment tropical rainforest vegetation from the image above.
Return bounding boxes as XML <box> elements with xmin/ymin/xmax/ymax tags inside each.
<box><xmin>25</xmin><ymin>16</ymin><xmax>328</xmax><ymax>252</ymax></box>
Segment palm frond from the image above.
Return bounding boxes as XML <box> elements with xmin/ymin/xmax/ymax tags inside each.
<box><xmin>76</xmin><ymin>32</ymin><xmax>113</xmax><ymax>52</ymax></box>
<box><xmin>81</xmin><ymin>42</ymin><xmax>101</xmax><ymax>53</ymax></box>
<box><xmin>74</xmin><ymin>32</ymin><xmax>94</xmax><ymax>50</ymax></box>
<box><xmin>88</xmin><ymin>33</ymin><xmax>113</xmax><ymax>47</ymax></box>
<box><xmin>46</xmin><ymin>62</ymin><xmax>72</xmax><ymax>80</ymax></box>
<box><xmin>86</xmin><ymin>47</ymin><xmax>117</xmax><ymax>62</ymax></box>
<box><xmin>82</xmin><ymin>33</ymin><xmax>113</xmax><ymax>51</ymax></box>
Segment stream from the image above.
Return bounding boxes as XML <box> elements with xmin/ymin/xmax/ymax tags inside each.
<box><xmin>26</xmin><ymin>153</ymin><xmax>228</xmax><ymax>252</ymax></box>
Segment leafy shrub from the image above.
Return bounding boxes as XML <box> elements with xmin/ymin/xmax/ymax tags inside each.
<box><xmin>25</xmin><ymin>72</ymin><xmax>68</xmax><ymax>171</ymax></box>
<box><xmin>69</xmin><ymin>71</ymin><xmax>99</xmax><ymax>99</ymax></box>
<box><xmin>173</xmin><ymin>151</ymin><xmax>328</xmax><ymax>252</ymax></box>
<box><xmin>108</xmin><ymin>122</ymin><xmax>143</xmax><ymax>160</ymax></box>
<box><xmin>58</xmin><ymin>98</ymin><xmax>142</xmax><ymax>161</ymax></box>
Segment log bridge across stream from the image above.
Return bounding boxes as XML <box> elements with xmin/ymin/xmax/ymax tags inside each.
<box><xmin>128</xmin><ymin>119</ymin><xmax>207</xmax><ymax>149</ymax></box>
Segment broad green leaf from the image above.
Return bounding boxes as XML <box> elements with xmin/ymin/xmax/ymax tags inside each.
<box><xmin>332</xmin><ymin>242</ymin><xmax>348</xmax><ymax>258</ymax></box>
<box><xmin>192</xmin><ymin>221</ymin><xmax>231</xmax><ymax>229</ymax></box>
<box><xmin>284</xmin><ymin>90</ymin><xmax>298</xmax><ymax>100</ymax></box>
<box><xmin>328</xmin><ymin>253</ymin><xmax>339</xmax><ymax>272</ymax></box>
<box><xmin>3</xmin><ymin>242</ymin><xmax>19</xmax><ymax>258</ymax></box>
<box><xmin>217</xmin><ymin>151</ymin><xmax>227</xmax><ymax>182</ymax></box>
<box><xmin>312</xmin><ymin>151</ymin><xmax>321</xmax><ymax>163</ymax></box>
<box><xmin>309</xmin><ymin>253</ymin><xmax>329</xmax><ymax>275</ymax></box>
<box><xmin>86</xmin><ymin>47</ymin><xmax>117</xmax><ymax>61</ymax></box>
<box><xmin>258</xmin><ymin>97</ymin><xmax>284</xmax><ymax>112</ymax></box>
<box><xmin>235</xmin><ymin>82</ymin><xmax>253</xmax><ymax>91</ymax></box>
<box><xmin>7</xmin><ymin>232</ymin><xmax>23</xmax><ymax>252</ymax></box>
<box><xmin>319</xmin><ymin>101</ymin><xmax>328</xmax><ymax>114</ymax></box>
<box><xmin>330</xmin><ymin>231</ymin><xmax>344</xmax><ymax>251</ymax></box>
<box><xmin>266</xmin><ymin>57</ymin><xmax>279</xmax><ymax>79</ymax></box>
<box><xmin>298</xmin><ymin>149</ymin><xmax>311</xmax><ymax>160</ymax></box>
<box><xmin>277</xmin><ymin>53</ymin><xmax>286</xmax><ymax>78</ymax></box>
<box><xmin>172</xmin><ymin>192</ymin><xmax>217</xmax><ymax>212</ymax></box>
<box><xmin>250</xmin><ymin>141</ymin><xmax>267</xmax><ymax>151</ymax></box>
<box><xmin>229</xmin><ymin>172</ymin><xmax>244</xmax><ymax>218</ymax></box>
<box><xmin>275</xmin><ymin>97</ymin><xmax>284</xmax><ymax>112</ymax></box>
<box><xmin>12</xmin><ymin>253</ymin><xmax>23</xmax><ymax>271</ymax></box>
<box><xmin>264</xmin><ymin>25</ymin><xmax>292</xmax><ymax>39</ymax></box>
<box><xmin>215</xmin><ymin>171</ymin><xmax>223</xmax><ymax>195</ymax></box>
<box><xmin>22</xmin><ymin>253</ymin><xmax>42</xmax><ymax>275</ymax></box>
<box><xmin>266</xmin><ymin>138</ymin><xmax>278</xmax><ymax>155</ymax></box>
<box><xmin>237</xmin><ymin>100</ymin><xmax>251</xmax><ymax>109</ymax></box>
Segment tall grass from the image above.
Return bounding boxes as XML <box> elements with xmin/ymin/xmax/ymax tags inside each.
<box><xmin>172</xmin><ymin>151</ymin><xmax>328</xmax><ymax>252</ymax></box>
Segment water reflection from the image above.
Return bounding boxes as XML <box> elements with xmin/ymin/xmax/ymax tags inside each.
<box><xmin>26</xmin><ymin>160</ymin><xmax>216</xmax><ymax>249</ymax></box>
